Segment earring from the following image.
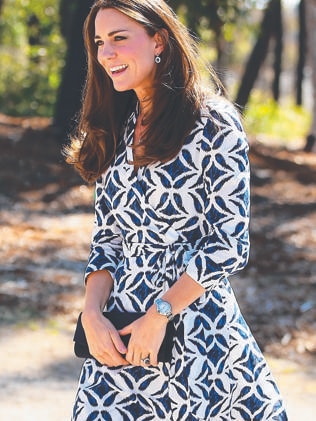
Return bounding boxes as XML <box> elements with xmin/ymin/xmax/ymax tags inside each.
<box><xmin>155</xmin><ymin>55</ymin><xmax>161</xmax><ymax>64</ymax></box>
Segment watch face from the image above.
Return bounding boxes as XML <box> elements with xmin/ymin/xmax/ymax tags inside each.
<box><xmin>157</xmin><ymin>299</ymin><xmax>171</xmax><ymax>315</ymax></box>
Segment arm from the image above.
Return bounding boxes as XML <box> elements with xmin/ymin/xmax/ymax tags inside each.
<box><xmin>81</xmin><ymin>175</ymin><xmax>128</xmax><ymax>366</ymax></box>
<box><xmin>152</xmin><ymin>105</ymin><xmax>249</xmax><ymax>313</ymax></box>
<box><xmin>82</xmin><ymin>270</ymin><xmax>129</xmax><ymax>366</ymax></box>
<box><xmin>185</xmin><ymin>104</ymin><xmax>250</xmax><ymax>289</ymax></box>
<box><xmin>84</xmin><ymin>174</ymin><xmax>123</xmax><ymax>283</ymax></box>
<box><xmin>120</xmin><ymin>272</ymin><xmax>204</xmax><ymax>366</ymax></box>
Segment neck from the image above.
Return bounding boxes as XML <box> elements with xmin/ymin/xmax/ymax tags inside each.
<box><xmin>135</xmin><ymin>103</ymin><xmax>149</xmax><ymax>146</ymax></box>
<box><xmin>137</xmin><ymin>94</ymin><xmax>152</xmax><ymax>117</ymax></box>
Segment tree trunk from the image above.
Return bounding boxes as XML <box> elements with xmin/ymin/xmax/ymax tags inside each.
<box><xmin>272</xmin><ymin>0</ymin><xmax>283</xmax><ymax>101</ymax></box>
<box><xmin>59</xmin><ymin>0</ymin><xmax>78</xmax><ymax>44</ymax></box>
<box><xmin>235</xmin><ymin>0</ymin><xmax>281</xmax><ymax>111</ymax></box>
<box><xmin>304</xmin><ymin>0</ymin><xmax>316</xmax><ymax>152</ymax></box>
<box><xmin>296</xmin><ymin>0</ymin><xmax>307</xmax><ymax>106</ymax></box>
<box><xmin>53</xmin><ymin>0</ymin><xmax>93</xmax><ymax>139</ymax></box>
<box><xmin>0</xmin><ymin>0</ymin><xmax>4</xmax><ymax>30</ymax></box>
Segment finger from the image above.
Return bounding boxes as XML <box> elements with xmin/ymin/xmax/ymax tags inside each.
<box><xmin>118</xmin><ymin>324</ymin><xmax>132</xmax><ymax>336</ymax></box>
<box><xmin>140</xmin><ymin>354</ymin><xmax>151</xmax><ymax>367</ymax></box>
<box><xmin>110</xmin><ymin>330</ymin><xmax>127</xmax><ymax>354</ymax></box>
<box><xmin>108</xmin><ymin>349</ymin><xmax>129</xmax><ymax>366</ymax></box>
<box><xmin>89</xmin><ymin>334</ymin><xmax>128</xmax><ymax>366</ymax></box>
<box><xmin>94</xmin><ymin>350</ymin><xmax>129</xmax><ymax>367</ymax></box>
<box><xmin>133</xmin><ymin>343</ymin><xmax>147</xmax><ymax>366</ymax></box>
<box><xmin>111</xmin><ymin>355</ymin><xmax>129</xmax><ymax>366</ymax></box>
<box><xmin>148</xmin><ymin>352</ymin><xmax>158</xmax><ymax>367</ymax></box>
<box><xmin>127</xmin><ymin>346</ymin><xmax>144</xmax><ymax>366</ymax></box>
<box><xmin>125</xmin><ymin>348</ymin><xmax>134</xmax><ymax>365</ymax></box>
<box><xmin>97</xmin><ymin>356</ymin><xmax>129</xmax><ymax>367</ymax></box>
<box><xmin>134</xmin><ymin>350</ymin><xmax>143</xmax><ymax>366</ymax></box>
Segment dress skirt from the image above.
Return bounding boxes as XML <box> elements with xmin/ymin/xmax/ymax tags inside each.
<box><xmin>72</xmin><ymin>279</ymin><xmax>287</xmax><ymax>420</ymax></box>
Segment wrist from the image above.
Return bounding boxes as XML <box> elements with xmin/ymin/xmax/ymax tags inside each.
<box><xmin>82</xmin><ymin>307</ymin><xmax>103</xmax><ymax>323</ymax></box>
<box><xmin>153</xmin><ymin>298</ymin><xmax>174</xmax><ymax>321</ymax></box>
<box><xmin>146</xmin><ymin>304</ymin><xmax>169</xmax><ymax>325</ymax></box>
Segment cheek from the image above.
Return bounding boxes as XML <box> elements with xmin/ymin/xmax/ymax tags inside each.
<box><xmin>137</xmin><ymin>51</ymin><xmax>155</xmax><ymax>71</ymax></box>
<box><xmin>97</xmin><ymin>50</ymin><xmax>104</xmax><ymax>65</ymax></box>
<box><xmin>97</xmin><ymin>54</ymin><xmax>108</xmax><ymax>73</ymax></box>
<box><xmin>143</xmin><ymin>58</ymin><xmax>156</xmax><ymax>77</ymax></box>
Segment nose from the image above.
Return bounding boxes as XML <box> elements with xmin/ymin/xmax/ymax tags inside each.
<box><xmin>98</xmin><ymin>43</ymin><xmax>116</xmax><ymax>63</ymax></box>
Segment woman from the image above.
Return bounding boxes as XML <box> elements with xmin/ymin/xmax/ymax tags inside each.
<box><xmin>67</xmin><ymin>0</ymin><xmax>288</xmax><ymax>419</ymax></box>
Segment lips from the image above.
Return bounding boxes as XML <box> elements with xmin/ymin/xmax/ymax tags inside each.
<box><xmin>110</xmin><ymin>64</ymin><xmax>128</xmax><ymax>75</ymax></box>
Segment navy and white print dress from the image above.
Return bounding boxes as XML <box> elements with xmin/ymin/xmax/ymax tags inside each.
<box><xmin>72</xmin><ymin>100</ymin><xmax>288</xmax><ymax>420</ymax></box>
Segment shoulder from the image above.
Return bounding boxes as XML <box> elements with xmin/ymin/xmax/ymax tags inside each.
<box><xmin>201</xmin><ymin>97</ymin><xmax>244</xmax><ymax>134</ymax></box>
<box><xmin>194</xmin><ymin>96</ymin><xmax>248</xmax><ymax>153</ymax></box>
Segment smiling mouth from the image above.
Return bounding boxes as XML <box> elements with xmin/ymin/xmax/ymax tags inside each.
<box><xmin>110</xmin><ymin>64</ymin><xmax>128</xmax><ymax>75</ymax></box>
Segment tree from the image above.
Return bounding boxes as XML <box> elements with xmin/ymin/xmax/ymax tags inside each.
<box><xmin>235</xmin><ymin>0</ymin><xmax>283</xmax><ymax>111</ymax></box>
<box><xmin>169</xmin><ymin>0</ymin><xmax>258</xmax><ymax>85</ymax></box>
<box><xmin>296</xmin><ymin>0</ymin><xmax>307</xmax><ymax>106</ymax></box>
<box><xmin>272</xmin><ymin>0</ymin><xmax>283</xmax><ymax>101</ymax></box>
<box><xmin>53</xmin><ymin>0</ymin><xmax>93</xmax><ymax>138</ymax></box>
<box><xmin>304</xmin><ymin>0</ymin><xmax>316</xmax><ymax>152</ymax></box>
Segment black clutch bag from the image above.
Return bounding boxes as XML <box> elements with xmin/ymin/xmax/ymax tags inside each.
<box><xmin>73</xmin><ymin>311</ymin><xmax>175</xmax><ymax>363</ymax></box>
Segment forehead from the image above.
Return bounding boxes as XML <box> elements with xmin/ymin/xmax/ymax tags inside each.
<box><xmin>94</xmin><ymin>8</ymin><xmax>143</xmax><ymax>35</ymax></box>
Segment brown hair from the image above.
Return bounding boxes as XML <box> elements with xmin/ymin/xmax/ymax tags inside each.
<box><xmin>65</xmin><ymin>0</ymin><xmax>223</xmax><ymax>182</ymax></box>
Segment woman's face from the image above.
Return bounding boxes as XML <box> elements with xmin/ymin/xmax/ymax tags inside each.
<box><xmin>94</xmin><ymin>8</ymin><xmax>163</xmax><ymax>99</ymax></box>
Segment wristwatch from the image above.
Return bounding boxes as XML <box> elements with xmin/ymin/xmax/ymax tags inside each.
<box><xmin>155</xmin><ymin>298</ymin><xmax>174</xmax><ymax>321</ymax></box>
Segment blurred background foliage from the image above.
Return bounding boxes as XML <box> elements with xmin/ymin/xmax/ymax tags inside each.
<box><xmin>0</xmin><ymin>0</ymin><xmax>66</xmax><ymax>116</ymax></box>
<box><xmin>0</xmin><ymin>0</ymin><xmax>312</xmax><ymax>142</ymax></box>
<box><xmin>245</xmin><ymin>94</ymin><xmax>310</xmax><ymax>143</ymax></box>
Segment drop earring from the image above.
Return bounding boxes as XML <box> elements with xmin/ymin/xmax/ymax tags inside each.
<box><xmin>155</xmin><ymin>55</ymin><xmax>161</xmax><ymax>64</ymax></box>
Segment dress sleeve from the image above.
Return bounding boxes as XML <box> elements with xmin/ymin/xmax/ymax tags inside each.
<box><xmin>185</xmin><ymin>104</ymin><xmax>250</xmax><ymax>290</ymax></box>
<box><xmin>84</xmin><ymin>174</ymin><xmax>123</xmax><ymax>283</ymax></box>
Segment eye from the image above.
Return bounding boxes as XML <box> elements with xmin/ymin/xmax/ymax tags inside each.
<box><xmin>94</xmin><ymin>39</ymin><xmax>103</xmax><ymax>47</ymax></box>
<box><xmin>114</xmin><ymin>35</ymin><xmax>126</xmax><ymax>41</ymax></box>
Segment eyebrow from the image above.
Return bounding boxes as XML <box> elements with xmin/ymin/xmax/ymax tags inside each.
<box><xmin>94</xmin><ymin>29</ymin><xmax>129</xmax><ymax>40</ymax></box>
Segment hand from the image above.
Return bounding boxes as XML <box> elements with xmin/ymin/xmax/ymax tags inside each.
<box><xmin>119</xmin><ymin>311</ymin><xmax>168</xmax><ymax>367</ymax></box>
<box><xmin>82</xmin><ymin>310</ymin><xmax>129</xmax><ymax>367</ymax></box>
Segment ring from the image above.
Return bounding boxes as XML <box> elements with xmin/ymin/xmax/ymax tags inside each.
<box><xmin>141</xmin><ymin>356</ymin><xmax>150</xmax><ymax>365</ymax></box>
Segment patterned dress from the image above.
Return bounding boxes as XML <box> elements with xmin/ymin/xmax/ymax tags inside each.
<box><xmin>72</xmin><ymin>99</ymin><xmax>288</xmax><ymax>420</ymax></box>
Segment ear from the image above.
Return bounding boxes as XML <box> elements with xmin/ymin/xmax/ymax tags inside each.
<box><xmin>154</xmin><ymin>28</ymin><xmax>168</xmax><ymax>55</ymax></box>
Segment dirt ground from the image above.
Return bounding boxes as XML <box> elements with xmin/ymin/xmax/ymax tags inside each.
<box><xmin>0</xmin><ymin>115</ymin><xmax>316</xmax><ymax>420</ymax></box>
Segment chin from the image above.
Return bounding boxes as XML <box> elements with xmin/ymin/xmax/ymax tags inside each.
<box><xmin>114</xmin><ymin>87</ymin><xmax>130</xmax><ymax>92</ymax></box>
<box><xmin>112</xmin><ymin>82</ymin><xmax>133</xmax><ymax>93</ymax></box>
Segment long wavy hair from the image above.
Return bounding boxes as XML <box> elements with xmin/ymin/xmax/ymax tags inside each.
<box><xmin>65</xmin><ymin>0</ymin><xmax>223</xmax><ymax>182</ymax></box>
